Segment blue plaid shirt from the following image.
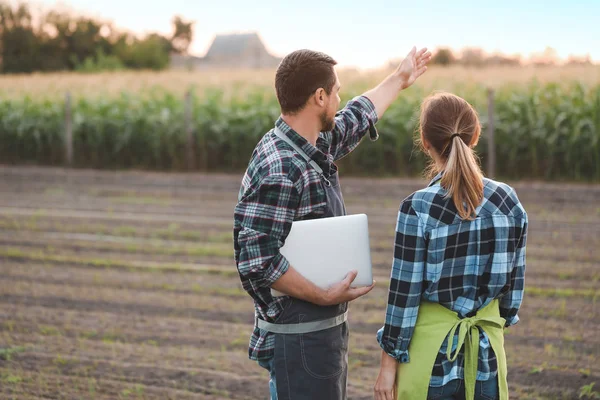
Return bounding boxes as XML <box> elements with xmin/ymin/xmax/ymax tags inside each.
<box><xmin>377</xmin><ymin>171</ymin><xmax>528</xmax><ymax>387</ymax></box>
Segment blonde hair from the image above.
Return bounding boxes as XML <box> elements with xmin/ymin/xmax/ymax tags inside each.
<box><xmin>419</xmin><ymin>92</ymin><xmax>484</xmax><ymax>220</ymax></box>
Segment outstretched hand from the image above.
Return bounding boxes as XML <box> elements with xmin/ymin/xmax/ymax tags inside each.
<box><xmin>396</xmin><ymin>47</ymin><xmax>432</xmax><ymax>89</ymax></box>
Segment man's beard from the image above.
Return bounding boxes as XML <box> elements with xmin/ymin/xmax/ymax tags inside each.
<box><xmin>320</xmin><ymin>110</ymin><xmax>336</xmax><ymax>132</ymax></box>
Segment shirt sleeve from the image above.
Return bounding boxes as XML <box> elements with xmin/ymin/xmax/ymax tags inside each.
<box><xmin>326</xmin><ymin>95</ymin><xmax>379</xmax><ymax>161</ymax></box>
<box><xmin>500</xmin><ymin>213</ymin><xmax>528</xmax><ymax>327</ymax></box>
<box><xmin>234</xmin><ymin>173</ymin><xmax>300</xmax><ymax>289</ymax></box>
<box><xmin>377</xmin><ymin>198</ymin><xmax>427</xmax><ymax>362</ymax></box>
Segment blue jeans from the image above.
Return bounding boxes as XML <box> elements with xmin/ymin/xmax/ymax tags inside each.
<box><xmin>258</xmin><ymin>358</ymin><xmax>277</xmax><ymax>400</ymax></box>
<box><xmin>427</xmin><ymin>377</ymin><xmax>498</xmax><ymax>400</ymax></box>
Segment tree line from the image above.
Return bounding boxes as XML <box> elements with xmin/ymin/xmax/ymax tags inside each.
<box><xmin>0</xmin><ymin>2</ymin><xmax>194</xmax><ymax>73</ymax></box>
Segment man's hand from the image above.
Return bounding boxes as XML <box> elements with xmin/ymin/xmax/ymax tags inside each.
<box><xmin>374</xmin><ymin>350</ymin><xmax>399</xmax><ymax>400</ymax></box>
<box><xmin>272</xmin><ymin>266</ymin><xmax>374</xmax><ymax>306</ymax></box>
<box><xmin>395</xmin><ymin>46</ymin><xmax>432</xmax><ymax>90</ymax></box>
<box><xmin>318</xmin><ymin>270</ymin><xmax>375</xmax><ymax>306</ymax></box>
<box><xmin>363</xmin><ymin>46</ymin><xmax>432</xmax><ymax>119</ymax></box>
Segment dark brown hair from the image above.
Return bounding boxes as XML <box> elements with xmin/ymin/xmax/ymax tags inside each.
<box><xmin>419</xmin><ymin>92</ymin><xmax>484</xmax><ymax>220</ymax></box>
<box><xmin>275</xmin><ymin>49</ymin><xmax>337</xmax><ymax>115</ymax></box>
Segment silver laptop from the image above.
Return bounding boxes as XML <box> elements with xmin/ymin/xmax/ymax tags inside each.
<box><xmin>271</xmin><ymin>213</ymin><xmax>373</xmax><ymax>297</ymax></box>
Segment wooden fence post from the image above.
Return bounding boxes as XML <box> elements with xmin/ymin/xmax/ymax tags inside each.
<box><xmin>65</xmin><ymin>92</ymin><xmax>73</xmax><ymax>166</ymax></box>
<box><xmin>185</xmin><ymin>90</ymin><xmax>195</xmax><ymax>170</ymax></box>
<box><xmin>487</xmin><ymin>88</ymin><xmax>496</xmax><ymax>178</ymax></box>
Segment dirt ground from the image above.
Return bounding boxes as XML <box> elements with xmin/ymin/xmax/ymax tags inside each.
<box><xmin>0</xmin><ymin>166</ymin><xmax>598</xmax><ymax>400</ymax></box>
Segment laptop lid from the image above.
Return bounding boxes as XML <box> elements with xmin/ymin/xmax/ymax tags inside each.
<box><xmin>271</xmin><ymin>213</ymin><xmax>373</xmax><ymax>297</ymax></box>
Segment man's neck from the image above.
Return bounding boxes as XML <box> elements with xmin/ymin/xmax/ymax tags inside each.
<box><xmin>281</xmin><ymin>113</ymin><xmax>321</xmax><ymax>146</ymax></box>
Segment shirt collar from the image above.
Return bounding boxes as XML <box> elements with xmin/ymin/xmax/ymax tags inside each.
<box><xmin>428</xmin><ymin>170</ymin><xmax>445</xmax><ymax>187</ymax></box>
<box><xmin>275</xmin><ymin>117</ymin><xmax>328</xmax><ymax>165</ymax></box>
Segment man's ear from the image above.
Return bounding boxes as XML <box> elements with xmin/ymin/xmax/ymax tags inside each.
<box><xmin>314</xmin><ymin>88</ymin><xmax>326</xmax><ymax>107</ymax></box>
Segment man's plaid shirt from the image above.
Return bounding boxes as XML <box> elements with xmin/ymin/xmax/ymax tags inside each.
<box><xmin>233</xmin><ymin>96</ymin><xmax>378</xmax><ymax>361</ymax></box>
<box><xmin>377</xmin><ymin>172</ymin><xmax>528</xmax><ymax>386</ymax></box>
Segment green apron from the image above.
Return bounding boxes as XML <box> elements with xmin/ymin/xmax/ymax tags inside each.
<box><xmin>396</xmin><ymin>299</ymin><xmax>508</xmax><ymax>400</ymax></box>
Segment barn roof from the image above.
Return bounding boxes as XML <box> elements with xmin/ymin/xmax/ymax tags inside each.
<box><xmin>204</xmin><ymin>32</ymin><xmax>265</xmax><ymax>59</ymax></box>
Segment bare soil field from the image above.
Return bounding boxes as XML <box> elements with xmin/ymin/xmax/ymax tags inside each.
<box><xmin>0</xmin><ymin>166</ymin><xmax>598</xmax><ymax>399</ymax></box>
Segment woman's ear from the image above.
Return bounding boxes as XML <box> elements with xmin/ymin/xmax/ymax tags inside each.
<box><xmin>421</xmin><ymin>137</ymin><xmax>431</xmax><ymax>151</ymax></box>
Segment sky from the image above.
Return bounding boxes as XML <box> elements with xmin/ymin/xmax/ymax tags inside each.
<box><xmin>34</xmin><ymin>0</ymin><xmax>600</xmax><ymax>69</ymax></box>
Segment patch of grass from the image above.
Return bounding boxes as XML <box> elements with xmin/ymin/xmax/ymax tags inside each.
<box><xmin>0</xmin><ymin>216</ymin><xmax>216</xmax><ymax>243</ymax></box>
<box><xmin>1</xmin><ymin>373</ymin><xmax>23</xmax><ymax>384</ymax></box>
<box><xmin>580</xmin><ymin>369</ymin><xmax>592</xmax><ymax>378</ymax></box>
<box><xmin>229</xmin><ymin>336</ymin><xmax>247</xmax><ymax>348</ymax></box>
<box><xmin>3</xmin><ymin>320</ymin><xmax>15</xmax><ymax>332</ymax></box>
<box><xmin>351</xmin><ymin>348</ymin><xmax>370</xmax><ymax>356</ymax></box>
<box><xmin>44</xmin><ymin>187</ymin><xmax>65</xmax><ymax>196</ymax></box>
<box><xmin>88</xmin><ymin>378</ymin><xmax>97</xmax><ymax>395</ymax></box>
<box><xmin>564</xmin><ymin>334</ymin><xmax>584</xmax><ymax>342</ymax></box>
<box><xmin>114</xmin><ymin>226</ymin><xmax>139</xmax><ymax>236</ymax></box>
<box><xmin>53</xmin><ymin>355</ymin><xmax>71</xmax><ymax>366</ymax></box>
<box><xmin>348</xmin><ymin>357</ymin><xmax>366</xmax><ymax>370</ymax></box>
<box><xmin>579</xmin><ymin>383</ymin><xmax>600</xmax><ymax>399</ymax></box>
<box><xmin>544</xmin><ymin>344</ymin><xmax>557</xmax><ymax>356</ymax></box>
<box><xmin>207</xmin><ymin>287</ymin><xmax>246</xmax><ymax>298</ymax></box>
<box><xmin>0</xmin><ymin>247</ymin><xmax>237</xmax><ymax>276</ymax></box>
<box><xmin>102</xmin><ymin>331</ymin><xmax>124</xmax><ymax>344</ymax></box>
<box><xmin>119</xmin><ymin>384</ymin><xmax>145</xmax><ymax>399</ymax></box>
<box><xmin>121</xmin><ymin>242</ymin><xmax>232</xmax><ymax>258</ymax></box>
<box><xmin>207</xmin><ymin>231</ymin><xmax>233</xmax><ymax>243</ymax></box>
<box><xmin>529</xmin><ymin>365</ymin><xmax>545</xmax><ymax>375</ymax></box>
<box><xmin>79</xmin><ymin>330</ymin><xmax>98</xmax><ymax>340</ymax></box>
<box><xmin>39</xmin><ymin>325</ymin><xmax>61</xmax><ymax>336</ymax></box>
<box><xmin>110</xmin><ymin>196</ymin><xmax>171</xmax><ymax>206</ymax></box>
<box><xmin>126</xmin><ymin>243</ymin><xmax>140</xmax><ymax>252</ymax></box>
<box><xmin>558</xmin><ymin>272</ymin><xmax>575</xmax><ymax>280</ymax></box>
<box><xmin>178</xmin><ymin>230</ymin><xmax>203</xmax><ymax>241</ymax></box>
<box><xmin>527</xmin><ymin>286</ymin><xmax>598</xmax><ymax>300</ymax></box>
<box><xmin>186</xmin><ymin>245</ymin><xmax>232</xmax><ymax>258</ymax></box>
<box><xmin>0</xmin><ymin>346</ymin><xmax>26</xmax><ymax>361</ymax></box>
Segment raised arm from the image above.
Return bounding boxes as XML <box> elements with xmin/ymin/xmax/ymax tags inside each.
<box><xmin>328</xmin><ymin>47</ymin><xmax>431</xmax><ymax>161</ymax></box>
<box><xmin>364</xmin><ymin>46</ymin><xmax>431</xmax><ymax>119</ymax></box>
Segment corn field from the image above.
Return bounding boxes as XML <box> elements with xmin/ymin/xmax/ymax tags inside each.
<box><xmin>1</xmin><ymin>69</ymin><xmax>599</xmax><ymax>181</ymax></box>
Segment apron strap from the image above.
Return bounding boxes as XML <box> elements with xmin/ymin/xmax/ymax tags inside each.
<box><xmin>444</xmin><ymin>310</ymin><xmax>506</xmax><ymax>400</ymax></box>
<box><xmin>274</xmin><ymin>127</ymin><xmax>331</xmax><ymax>187</ymax></box>
<box><xmin>257</xmin><ymin>310</ymin><xmax>348</xmax><ymax>334</ymax></box>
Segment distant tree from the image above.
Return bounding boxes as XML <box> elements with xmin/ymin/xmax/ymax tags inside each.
<box><xmin>484</xmin><ymin>54</ymin><xmax>521</xmax><ymax>67</ymax></box>
<box><xmin>529</xmin><ymin>47</ymin><xmax>559</xmax><ymax>66</ymax></box>
<box><xmin>431</xmin><ymin>48</ymin><xmax>455</xmax><ymax>66</ymax></box>
<box><xmin>170</xmin><ymin>16</ymin><xmax>194</xmax><ymax>54</ymax></box>
<box><xmin>459</xmin><ymin>48</ymin><xmax>485</xmax><ymax>67</ymax></box>
<box><xmin>117</xmin><ymin>34</ymin><xmax>171</xmax><ymax>70</ymax></box>
<box><xmin>0</xmin><ymin>3</ymin><xmax>38</xmax><ymax>73</ymax></box>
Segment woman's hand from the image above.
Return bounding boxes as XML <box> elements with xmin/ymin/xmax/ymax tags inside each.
<box><xmin>374</xmin><ymin>350</ymin><xmax>399</xmax><ymax>400</ymax></box>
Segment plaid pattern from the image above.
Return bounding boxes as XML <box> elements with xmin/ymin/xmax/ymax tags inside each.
<box><xmin>377</xmin><ymin>171</ymin><xmax>528</xmax><ymax>387</ymax></box>
<box><xmin>234</xmin><ymin>95</ymin><xmax>378</xmax><ymax>361</ymax></box>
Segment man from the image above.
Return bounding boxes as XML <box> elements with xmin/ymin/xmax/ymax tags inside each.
<box><xmin>233</xmin><ymin>46</ymin><xmax>431</xmax><ymax>400</ymax></box>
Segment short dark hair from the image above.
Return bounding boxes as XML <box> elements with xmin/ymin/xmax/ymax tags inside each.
<box><xmin>275</xmin><ymin>49</ymin><xmax>338</xmax><ymax>114</ymax></box>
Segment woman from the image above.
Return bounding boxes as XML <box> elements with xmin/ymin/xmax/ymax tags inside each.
<box><xmin>374</xmin><ymin>92</ymin><xmax>528</xmax><ymax>400</ymax></box>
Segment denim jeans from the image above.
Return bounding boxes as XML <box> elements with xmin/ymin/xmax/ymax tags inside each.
<box><xmin>258</xmin><ymin>358</ymin><xmax>277</xmax><ymax>400</ymax></box>
<box><xmin>427</xmin><ymin>377</ymin><xmax>499</xmax><ymax>400</ymax></box>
